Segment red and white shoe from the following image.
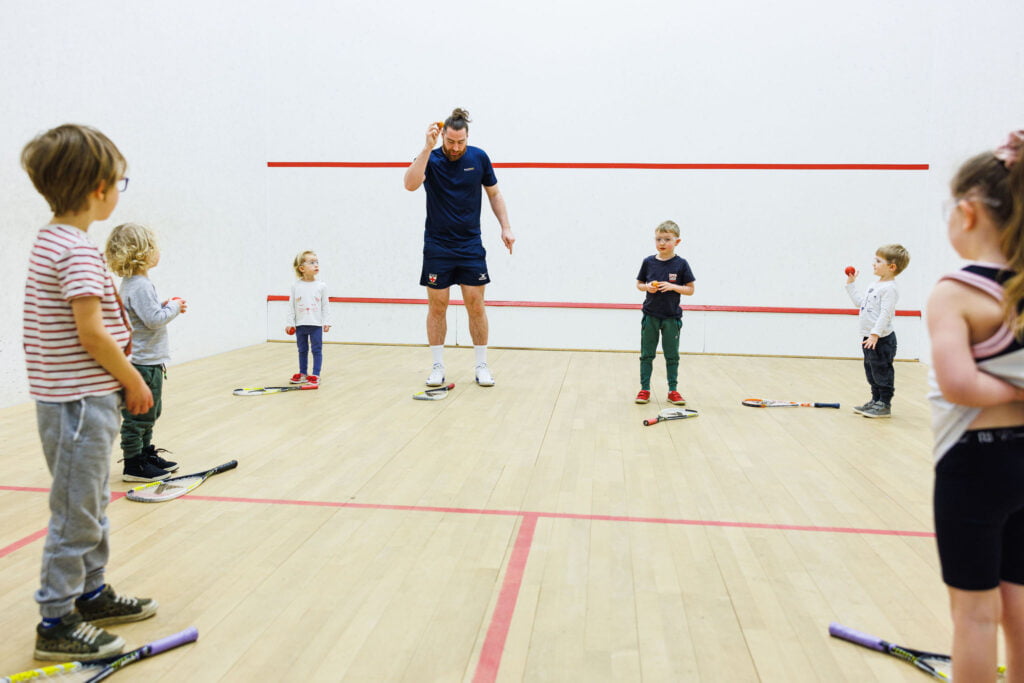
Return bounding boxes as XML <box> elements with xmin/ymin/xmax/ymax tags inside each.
<box><xmin>635</xmin><ymin>390</ymin><xmax>651</xmax><ymax>404</ymax></box>
<box><xmin>289</xmin><ymin>373</ymin><xmax>307</xmax><ymax>384</ymax></box>
<box><xmin>306</xmin><ymin>375</ymin><xmax>319</xmax><ymax>386</ymax></box>
<box><xmin>667</xmin><ymin>391</ymin><xmax>686</xmax><ymax>405</ymax></box>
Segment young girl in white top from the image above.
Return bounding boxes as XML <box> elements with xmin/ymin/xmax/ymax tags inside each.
<box><xmin>927</xmin><ymin>130</ymin><xmax>1024</xmax><ymax>681</ymax></box>
<box><xmin>285</xmin><ymin>250</ymin><xmax>331</xmax><ymax>385</ymax></box>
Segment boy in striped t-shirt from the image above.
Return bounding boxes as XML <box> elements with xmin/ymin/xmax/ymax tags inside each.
<box><xmin>21</xmin><ymin>125</ymin><xmax>158</xmax><ymax>661</ymax></box>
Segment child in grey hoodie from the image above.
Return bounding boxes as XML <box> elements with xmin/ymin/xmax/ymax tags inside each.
<box><xmin>105</xmin><ymin>223</ymin><xmax>187</xmax><ymax>482</ymax></box>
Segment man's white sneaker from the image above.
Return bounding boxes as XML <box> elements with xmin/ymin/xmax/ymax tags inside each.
<box><xmin>426</xmin><ymin>363</ymin><xmax>445</xmax><ymax>387</ymax></box>
<box><xmin>475</xmin><ymin>363</ymin><xmax>495</xmax><ymax>387</ymax></box>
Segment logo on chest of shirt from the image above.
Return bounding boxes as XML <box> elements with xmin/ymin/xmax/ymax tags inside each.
<box><xmin>668</xmin><ymin>274</ymin><xmax>677</xmax><ymax>282</ymax></box>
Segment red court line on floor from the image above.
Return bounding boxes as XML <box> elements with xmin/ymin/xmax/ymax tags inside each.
<box><xmin>473</xmin><ymin>513</ymin><xmax>538</xmax><ymax>683</ymax></box>
<box><xmin>175</xmin><ymin>494</ymin><xmax>937</xmax><ymax>537</ymax></box>
<box><xmin>0</xmin><ymin>486</ymin><xmax>937</xmax><ymax>540</ymax></box>
<box><xmin>0</xmin><ymin>486</ymin><xmax>934</xmax><ymax>538</ymax></box>
<box><xmin>266</xmin><ymin>295</ymin><xmax>922</xmax><ymax>317</ymax></box>
<box><xmin>268</xmin><ymin>161</ymin><xmax>929</xmax><ymax>171</ymax></box>
<box><xmin>0</xmin><ymin>528</ymin><xmax>47</xmax><ymax>559</ymax></box>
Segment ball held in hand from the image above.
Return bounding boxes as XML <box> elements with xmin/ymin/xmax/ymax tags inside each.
<box><xmin>844</xmin><ymin>266</ymin><xmax>856</xmax><ymax>276</ymax></box>
<box><xmin>286</xmin><ymin>327</ymin><xmax>296</xmax><ymax>335</ymax></box>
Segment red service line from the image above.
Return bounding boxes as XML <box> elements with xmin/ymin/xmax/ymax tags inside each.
<box><xmin>268</xmin><ymin>161</ymin><xmax>929</xmax><ymax>171</ymax></box>
<box><xmin>266</xmin><ymin>295</ymin><xmax>921</xmax><ymax>317</ymax></box>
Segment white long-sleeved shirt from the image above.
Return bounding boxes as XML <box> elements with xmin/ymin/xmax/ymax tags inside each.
<box><xmin>845</xmin><ymin>279</ymin><xmax>898</xmax><ymax>338</ymax></box>
<box><xmin>286</xmin><ymin>280</ymin><xmax>330</xmax><ymax>327</ymax></box>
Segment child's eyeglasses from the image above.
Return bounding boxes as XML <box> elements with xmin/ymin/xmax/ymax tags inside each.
<box><xmin>303</xmin><ymin>260</ymin><xmax>319</xmax><ymax>266</ymax></box>
<box><xmin>942</xmin><ymin>194</ymin><xmax>1001</xmax><ymax>221</ymax></box>
<box><xmin>117</xmin><ymin>177</ymin><xmax>129</xmax><ymax>192</ymax></box>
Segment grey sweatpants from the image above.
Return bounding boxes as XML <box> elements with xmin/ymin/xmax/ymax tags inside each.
<box><xmin>34</xmin><ymin>393</ymin><xmax>119</xmax><ymax>618</ymax></box>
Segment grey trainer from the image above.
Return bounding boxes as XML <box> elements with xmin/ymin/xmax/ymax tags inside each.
<box><xmin>852</xmin><ymin>399</ymin><xmax>877</xmax><ymax>413</ymax></box>
<box><xmin>860</xmin><ymin>402</ymin><xmax>891</xmax><ymax>418</ymax></box>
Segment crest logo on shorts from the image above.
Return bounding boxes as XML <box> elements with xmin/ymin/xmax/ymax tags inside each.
<box><xmin>478</xmin><ymin>273</ymin><xmax>488</xmax><ymax>281</ymax></box>
<box><xmin>668</xmin><ymin>274</ymin><xmax>677</xmax><ymax>282</ymax></box>
<box><xmin>429</xmin><ymin>273</ymin><xmax>438</xmax><ymax>284</ymax></box>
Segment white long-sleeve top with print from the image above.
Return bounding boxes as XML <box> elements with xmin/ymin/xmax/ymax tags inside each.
<box><xmin>845</xmin><ymin>279</ymin><xmax>898</xmax><ymax>338</ymax></box>
<box><xmin>286</xmin><ymin>280</ymin><xmax>330</xmax><ymax>327</ymax></box>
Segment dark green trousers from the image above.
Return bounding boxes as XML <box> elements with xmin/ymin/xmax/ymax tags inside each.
<box><xmin>639</xmin><ymin>315</ymin><xmax>682</xmax><ymax>391</ymax></box>
<box><xmin>120</xmin><ymin>364</ymin><xmax>163</xmax><ymax>459</ymax></box>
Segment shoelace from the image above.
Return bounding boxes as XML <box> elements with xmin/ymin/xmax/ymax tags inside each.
<box><xmin>109</xmin><ymin>593</ymin><xmax>139</xmax><ymax>608</ymax></box>
<box><xmin>71</xmin><ymin>621</ymin><xmax>107</xmax><ymax>645</ymax></box>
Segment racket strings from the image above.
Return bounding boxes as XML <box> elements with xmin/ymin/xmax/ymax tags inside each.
<box><xmin>889</xmin><ymin>645</ymin><xmax>950</xmax><ymax>676</ymax></box>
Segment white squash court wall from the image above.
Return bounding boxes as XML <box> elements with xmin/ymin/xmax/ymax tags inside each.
<box><xmin>2</xmin><ymin>1</ymin><xmax>1024</xmax><ymax>408</ymax></box>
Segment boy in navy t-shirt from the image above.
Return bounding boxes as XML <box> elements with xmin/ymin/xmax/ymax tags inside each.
<box><xmin>634</xmin><ymin>220</ymin><xmax>695</xmax><ymax>405</ymax></box>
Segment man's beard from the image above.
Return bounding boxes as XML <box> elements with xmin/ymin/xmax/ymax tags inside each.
<box><xmin>443</xmin><ymin>147</ymin><xmax>465</xmax><ymax>162</ymax></box>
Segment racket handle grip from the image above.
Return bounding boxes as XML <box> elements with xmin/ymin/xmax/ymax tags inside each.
<box><xmin>828</xmin><ymin>622</ymin><xmax>886</xmax><ymax>652</ymax></box>
<box><xmin>147</xmin><ymin>627</ymin><xmax>199</xmax><ymax>655</ymax></box>
<box><xmin>814</xmin><ymin>403</ymin><xmax>841</xmax><ymax>409</ymax></box>
<box><xmin>642</xmin><ymin>419</ymin><xmax>654</xmax><ymax>426</ymax></box>
<box><xmin>212</xmin><ymin>460</ymin><xmax>239</xmax><ymax>475</ymax></box>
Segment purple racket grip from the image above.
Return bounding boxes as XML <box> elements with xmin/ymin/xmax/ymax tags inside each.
<box><xmin>828</xmin><ymin>622</ymin><xmax>886</xmax><ymax>652</ymax></box>
<box><xmin>145</xmin><ymin>627</ymin><xmax>199</xmax><ymax>656</ymax></box>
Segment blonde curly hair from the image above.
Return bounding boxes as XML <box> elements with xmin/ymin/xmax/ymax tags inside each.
<box><xmin>105</xmin><ymin>222</ymin><xmax>158</xmax><ymax>277</ymax></box>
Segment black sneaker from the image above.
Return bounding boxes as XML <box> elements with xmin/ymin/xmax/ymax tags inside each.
<box><xmin>143</xmin><ymin>445</ymin><xmax>179</xmax><ymax>473</ymax></box>
<box><xmin>75</xmin><ymin>585</ymin><xmax>158</xmax><ymax>627</ymax></box>
<box><xmin>35</xmin><ymin>611</ymin><xmax>125</xmax><ymax>661</ymax></box>
<box><xmin>122</xmin><ymin>456</ymin><xmax>170</xmax><ymax>483</ymax></box>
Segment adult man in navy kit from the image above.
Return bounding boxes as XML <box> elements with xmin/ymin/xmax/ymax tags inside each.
<box><xmin>403</xmin><ymin>108</ymin><xmax>515</xmax><ymax>388</ymax></box>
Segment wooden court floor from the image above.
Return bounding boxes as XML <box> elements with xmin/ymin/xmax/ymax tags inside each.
<box><xmin>0</xmin><ymin>343</ymin><xmax>955</xmax><ymax>681</ymax></box>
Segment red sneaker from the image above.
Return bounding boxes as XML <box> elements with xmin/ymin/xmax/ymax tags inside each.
<box><xmin>306</xmin><ymin>375</ymin><xmax>319</xmax><ymax>386</ymax></box>
<box><xmin>667</xmin><ymin>391</ymin><xmax>686</xmax><ymax>405</ymax></box>
<box><xmin>635</xmin><ymin>390</ymin><xmax>651</xmax><ymax>404</ymax></box>
<box><xmin>289</xmin><ymin>373</ymin><xmax>307</xmax><ymax>384</ymax></box>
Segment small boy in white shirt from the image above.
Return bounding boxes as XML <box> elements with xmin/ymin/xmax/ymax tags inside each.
<box><xmin>845</xmin><ymin>243</ymin><xmax>910</xmax><ymax>418</ymax></box>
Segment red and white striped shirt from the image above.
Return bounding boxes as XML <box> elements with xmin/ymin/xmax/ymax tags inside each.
<box><xmin>23</xmin><ymin>224</ymin><xmax>131</xmax><ymax>402</ymax></box>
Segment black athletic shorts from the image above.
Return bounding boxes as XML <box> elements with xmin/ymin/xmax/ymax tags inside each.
<box><xmin>420</xmin><ymin>255</ymin><xmax>490</xmax><ymax>289</ymax></box>
<box><xmin>934</xmin><ymin>427</ymin><xmax>1024</xmax><ymax>590</ymax></box>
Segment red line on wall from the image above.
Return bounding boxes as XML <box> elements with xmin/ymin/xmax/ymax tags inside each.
<box><xmin>266</xmin><ymin>295</ymin><xmax>921</xmax><ymax>317</ymax></box>
<box><xmin>473</xmin><ymin>514</ymin><xmax>539</xmax><ymax>683</ymax></box>
<box><xmin>268</xmin><ymin>161</ymin><xmax>929</xmax><ymax>171</ymax></box>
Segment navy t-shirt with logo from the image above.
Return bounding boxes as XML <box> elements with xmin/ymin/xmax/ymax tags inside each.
<box><xmin>422</xmin><ymin>146</ymin><xmax>497</xmax><ymax>259</ymax></box>
<box><xmin>636</xmin><ymin>254</ymin><xmax>695</xmax><ymax>319</ymax></box>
